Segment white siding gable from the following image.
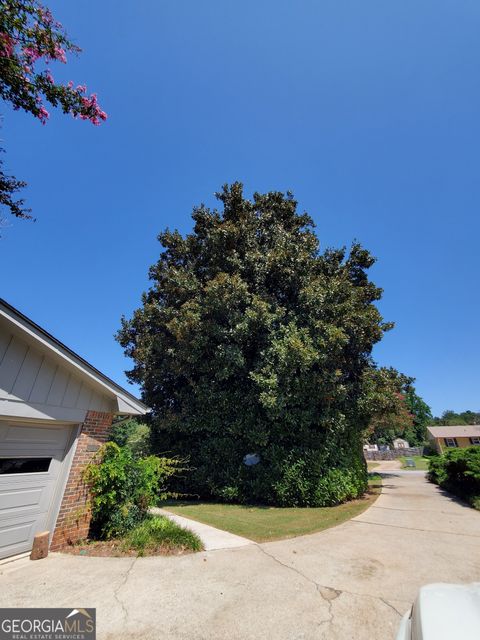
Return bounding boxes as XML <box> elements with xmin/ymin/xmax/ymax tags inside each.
<box><xmin>0</xmin><ymin>318</ymin><xmax>115</xmax><ymax>422</ymax></box>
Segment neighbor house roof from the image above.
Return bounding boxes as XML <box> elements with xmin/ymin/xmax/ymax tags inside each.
<box><xmin>427</xmin><ymin>425</ymin><xmax>480</xmax><ymax>439</ymax></box>
<box><xmin>0</xmin><ymin>298</ymin><xmax>148</xmax><ymax>416</ymax></box>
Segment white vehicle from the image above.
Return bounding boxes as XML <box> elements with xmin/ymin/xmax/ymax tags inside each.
<box><xmin>396</xmin><ymin>583</ymin><xmax>480</xmax><ymax>640</ymax></box>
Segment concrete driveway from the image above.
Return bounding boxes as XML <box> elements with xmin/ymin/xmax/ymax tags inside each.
<box><xmin>1</xmin><ymin>471</ymin><xmax>479</xmax><ymax>640</ymax></box>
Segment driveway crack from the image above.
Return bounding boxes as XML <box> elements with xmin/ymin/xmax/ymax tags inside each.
<box><xmin>379</xmin><ymin>598</ymin><xmax>403</xmax><ymax>616</ymax></box>
<box><xmin>113</xmin><ymin>557</ymin><xmax>138</xmax><ymax>623</ymax></box>
<box><xmin>257</xmin><ymin>546</ymin><xmax>339</xmax><ymax>627</ymax></box>
<box><xmin>256</xmin><ymin>545</ymin><xmax>405</xmax><ymax>622</ymax></box>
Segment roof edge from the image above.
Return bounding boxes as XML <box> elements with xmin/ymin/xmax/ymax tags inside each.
<box><xmin>0</xmin><ymin>298</ymin><xmax>148</xmax><ymax>415</ymax></box>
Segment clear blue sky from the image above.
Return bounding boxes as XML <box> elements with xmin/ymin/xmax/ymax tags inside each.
<box><xmin>1</xmin><ymin>1</ymin><xmax>479</xmax><ymax>416</ymax></box>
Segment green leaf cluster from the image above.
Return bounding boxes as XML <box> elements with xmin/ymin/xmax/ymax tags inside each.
<box><xmin>117</xmin><ymin>183</ymin><xmax>393</xmax><ymax>506</ymax></box>
<box><xmin>109</xmin><ymin>418</ymin><xmax>151</xmax><ymax>458</ymax></box>
<box><xmin>428</xmin><ymin>446</ymin><xmax>480</xmax><ymax>510</ymax></box>
<box><xmin>83</xmin><ymin>442</ymin><xmax>181</xmax><ymax>539</ymax></box>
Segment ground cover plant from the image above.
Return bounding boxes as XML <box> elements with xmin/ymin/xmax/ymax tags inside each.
<box><xmin>62</xmin><ymin>515</ymin><xmax>202</xmax><ymax>558</ymax></box>
<box><xmin>122</xmin><ymin>515</ymin><xmax>202</xmax><ymax>555</ymax></box>
<box><xmin>428</xmin><ymin>447</ymin><xmax>480</xmax><ymax>510</ymax></box>
<box><xmin>118</xmin><ymin>184</ymin><xmax>400</xmax><ymax>508</ymax></box>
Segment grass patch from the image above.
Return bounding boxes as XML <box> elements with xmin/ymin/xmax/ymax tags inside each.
<box><xmin>121</xmin><ymin>516</ymin><xmax>203</xmax><ymax>556</ymax></box>
<box><xmin>162</xmin><ymin>477</ymin><xmax>381</xmax><ymax>543</ymax></box>
<box><xmin>400</xmin><ymin>455</ymin><xmax>430</xmax><ymax>470</ymax></box>
<box><xmin>61</xmin><ymin>516</ymin><xmax>203</xmax><ymax>557</ymax></box>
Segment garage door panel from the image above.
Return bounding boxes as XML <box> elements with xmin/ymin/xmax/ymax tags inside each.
<box><xmin>0</xmin><ymin>517</ymin><xmax>40</xmax><ymax>558</ymax></box>
<box><xmin>0</xmin><ymin>486</ymin><xmax>43</xmax><ymax>512</ymax></box>
<box><xmin>0</xmin><ymin>482</ymin><xmax>54</xmax><ymax>519</ymax></box>
<box><xmin>0</xmin><ymin>424</ymin><xmax>70</xmax><ymax>450</ymax></box>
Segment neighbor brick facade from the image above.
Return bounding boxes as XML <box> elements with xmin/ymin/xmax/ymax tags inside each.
<box><xmin>50</xmin><ymin>410</ymin><xmax>114</xmax><ymax>551</ymax></box>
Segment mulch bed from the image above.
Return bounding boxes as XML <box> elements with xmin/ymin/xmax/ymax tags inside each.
<box><xmin>59</xmin><ymin>540</ymin><xmax>194</xmax><ymax>557</ymax></box>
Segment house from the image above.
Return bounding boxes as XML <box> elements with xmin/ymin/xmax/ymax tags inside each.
<box><xmin>363</xmin><ymin>443</ymin><xmax>378</xmax><ymax>452</ymax></box>
<box><xmin>427</xmin><ymin>425</ymin><xmax>480</xmax><ymax>454</ymax></box>
<box><xmin>0</xmin><ymin>299</ymin><xmax>147</xmax><ymax>560</ymax></box>
<box><xmin>393</xmin><ymin>437</ymin><xmax>410</xmax><ymax>449</ymax></box>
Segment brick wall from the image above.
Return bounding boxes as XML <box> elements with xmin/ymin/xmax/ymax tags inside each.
<box><xmin>50</xmin><ymin>410</ymin><xmax>114</xmax><ymax>551</ymax></box>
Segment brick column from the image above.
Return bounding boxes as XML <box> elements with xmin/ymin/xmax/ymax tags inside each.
<box><xmin>50</xmin><ymin>410</ymin><xmax>114</xmax><ymax>551</ymax></box>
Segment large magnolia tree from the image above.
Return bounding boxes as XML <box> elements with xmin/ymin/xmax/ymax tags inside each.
<box><xmin>118</xmin><ymin>184</ymin><xmax>394</xmax><ymax>506</ymax></box>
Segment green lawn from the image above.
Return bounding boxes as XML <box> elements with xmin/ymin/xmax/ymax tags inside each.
<box><xmin>400</xmin><ymin>455</ymin><xmax>431</xmax><ymax>470</ymax></box>
<box><xmin>162</xmin><ymin>477</ymin><xmax>382</xmax><ymax>543</ymax></box>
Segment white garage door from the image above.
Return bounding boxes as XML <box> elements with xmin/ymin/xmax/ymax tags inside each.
<box><xmin>0</xmin><ymin>422</ymin><xmax>76</xmax><ymax>559</ymax></box>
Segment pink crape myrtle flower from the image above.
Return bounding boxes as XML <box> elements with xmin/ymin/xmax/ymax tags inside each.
<box><xmin>38</xmin><ymin>7</ymin><xmax>59</xmax><ymax>28</ymax></box>
<box><xmin>37</xmin><ymin>106</ymin><xmax>50</xmax><ymax>124</ymax></box>
<box><xmin>23</xmin><ymin>45</ymin><xmax>42</xmax><ymax>62</ymax></box>
<box><xmin>0</xmin><ymin>33</ymin><xmax>15</xmax><ymax>58</ymax></box>
<box><xmin>52</xmin><ymin>44</ymin><xmax>66</xmax><ymax>63</ymax></box>
<box><xmin>77</xmin><ymin>91</ymin><xmax>108</xmax><ymax>125</ymax></box>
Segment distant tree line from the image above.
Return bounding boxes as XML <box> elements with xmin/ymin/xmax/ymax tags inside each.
<box><xmin>430</xmin><ymin>410</ymin><xmax>480</xmax><ymax>426</ymax></box>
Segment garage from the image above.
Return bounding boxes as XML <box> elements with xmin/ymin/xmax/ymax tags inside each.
<box><xmin>0</xmin><ymin>422</ymin><xmax>77</xmax><ymax>559</ymax></box>
<box><xmin>0</xmin><ymin>299</ymin><xmax>147</xmax><ymax>559</ymax></box>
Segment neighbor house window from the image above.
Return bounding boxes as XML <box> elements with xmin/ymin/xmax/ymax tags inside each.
<box><xmin>470</xmin><ymin>437</ymin><xmax>480</xmax><ymax>445</ymax></box>
<box><xmin>444</xmin><ymin>438</ymin><xmax>458</xmax><ymax>448</ymax></box>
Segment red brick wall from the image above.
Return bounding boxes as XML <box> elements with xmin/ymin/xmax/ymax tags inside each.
<box><xmin>50</xmin><ymin>410</ymin><xmax>114</xmax><ymax>551</ymax></box>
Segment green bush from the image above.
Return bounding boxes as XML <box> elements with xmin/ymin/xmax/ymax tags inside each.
<box><xmin>109</xmin><ymin>419</ymin><xmax>151</xmax><ymax>458</ymax></box>
<box><xmin>187</xmin><ymin>443</ymin><xmax>368</xmax><ymax>508</ymax></box>
<box><xmin>121</xmin><ymin>515</ymin><xmax>203</xmax><ymax>556</ymax></box>
<box><xmin>84</xmin><ymin>442</ymin><xmax>181</xmax><ymax>539</ymax></box>
<box><xmin>428</xmin><ymin>446</ymin><xmax>480</xmax><ymax>509</ymax></box>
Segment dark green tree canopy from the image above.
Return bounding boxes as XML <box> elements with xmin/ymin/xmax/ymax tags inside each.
<box><xmin>118</xmin><ymin>184</ymin><xmax>393</xmax><ymax>506</ymax></box>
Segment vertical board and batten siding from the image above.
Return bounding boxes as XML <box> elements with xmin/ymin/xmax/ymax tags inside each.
<box><xmin>0</xmin><ymin>326</ymin><xmax>113</xmax><ymax>414</ymax></box>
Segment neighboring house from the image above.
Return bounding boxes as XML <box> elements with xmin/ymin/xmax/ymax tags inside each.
<box><xmin>363</xmin><ymin>443</ymin><xmax>378</xmax><ymax>452</ymax></box>
<box><xmin>0</xmin><ymin>299</ymin><xmax>147</xmax><ymax>560</ymax></box>
<box><xmin>427</xmin><ymin>425</ymin><xmax>480</xmax><ymax>454</ymax></box>
<box><xmin>393</xmin><ymin>438</ymin><xmax>410</xmax><ymax>449</ymax></box>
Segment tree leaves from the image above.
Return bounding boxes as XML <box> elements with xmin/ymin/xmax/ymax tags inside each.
<box><xmin>117</xmin><ymin>184</ymin><xmax>392</xmax><ymax>505</ymax></box>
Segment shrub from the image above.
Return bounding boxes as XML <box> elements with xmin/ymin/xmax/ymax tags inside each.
<box><xmin>197</xmin><ymin>445</ymin><xmax>368</xmax><ymax>508</ymax></box>
<box><xmin>428</xmin><ymin>446</ymin><xmax>480</xmax><ymax>509</ymax></box>
<box><xmin>84</xmin><ymin>442</ymin><xmax>182</xmax><ymax>538</ymax></box>
<box><xmin>109</xmin><ymin>419</ymin><xmax>151</xmax><ymax>458</ymax></box>
<box><xmin>121</xmin><ymin>515</ymin><xmax>203</xmax><ymax>556</ymax></box>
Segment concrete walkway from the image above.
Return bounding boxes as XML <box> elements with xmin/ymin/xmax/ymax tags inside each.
<box><xmin>371</xmin><ymin>459</ymin><xmax>402</xmax><ymax>471</ymax></box>
<box><xmin>1</xmin><ymin>471</ymin><xmax>479</xmax><ymax>640</ymax></box>
<box><xmin>151</xmin><ymin>507</ymin><xmax>254</xmax><ymax>550</ymax></box>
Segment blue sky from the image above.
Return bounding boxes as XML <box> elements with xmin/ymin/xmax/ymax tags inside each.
<box><xmin>1</xmin><ymin>1</ymin><xmax>479</xmax><ymax>416</ymax></box>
